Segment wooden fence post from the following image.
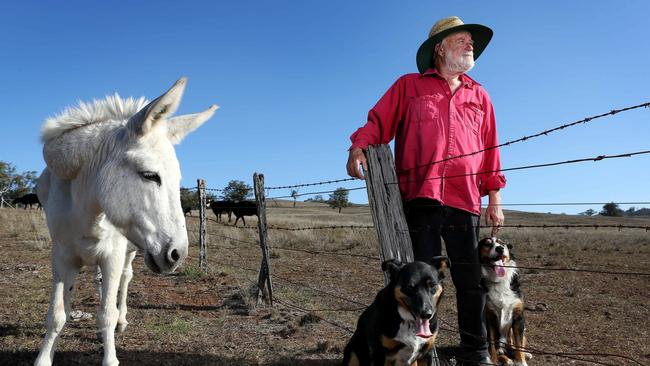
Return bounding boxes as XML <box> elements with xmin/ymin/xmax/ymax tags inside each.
<box><xmin>253</xmin><ymin>173</ymin><xmax>273</xmax><ymax>306</ymax></box>
<box><xmin>197</xmin><ymin>179</ymin><xmax>208</xmax><ymax>272</ymax></box>
<box><xmin>364</xmin><ymin>145</ymin><xmax>414</xmax><ymax>284</ymax></box>
<box><xmin>364</xmin><ymin>145</ymin><xmax>441</xmax><ymax>366</ymax></box>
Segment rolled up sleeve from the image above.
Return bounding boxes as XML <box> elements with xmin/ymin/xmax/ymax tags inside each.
<box><xmin>478</xmin><ymin>96</ymin><xmax>506</xmax><ymax>196</ymax></box>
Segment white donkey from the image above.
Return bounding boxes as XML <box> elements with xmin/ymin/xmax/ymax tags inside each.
<box><xmin>35</xmin><ymin>77</ymin><xmax>217</xmax><ymax>366</ymax></box>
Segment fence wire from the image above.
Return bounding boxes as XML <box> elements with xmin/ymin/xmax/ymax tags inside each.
<box><xmin>393</xmin><ymin>149</ymin><xmax>650</xmax><ymax>187</ymax></box>
<box><xmin>201</xmin><ymin>102</ymin><xmax>649</xmax><ymax>195</ymax></box>
<box><xmin>397</xmin><ymin>101</ymin><xmax>650</xmax><ymax>175</ymax></box>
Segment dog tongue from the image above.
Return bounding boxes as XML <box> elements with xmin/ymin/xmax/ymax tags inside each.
<box><xmin>415</xmin><ymin>318</ymin><xmax>432</xmax><ymax>338</ymax></box>
<box><xmin>494</xmin><ymin>259</ymin><xmax>506</xmax><ymax>277</ymax></box>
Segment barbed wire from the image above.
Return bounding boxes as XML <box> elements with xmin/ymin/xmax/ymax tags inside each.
<box><xmin>194</xmin><ymin>198</ymin><xmax>650</xmax><ymax>209</ymax></box>
<box><xmin>393</xmin><ymin>149</ymin><xmax>650</xmax><ymax>187</ymax></box>
<box><xmin>190</xmin><ymin>102</ymin><xmax>649</xmax><ymax>195</ymax></box>
<box><xmin>205</xmin><ymin>219</ymin><xmax>650</xmax><ymax>232</ymax></box>
<box><xmin>265</xmin><ymin>177</ymin><xmax>357</xmax><ymax>191</ymax></box>
<box><xmin>267</xmin><ymin>186</ymin><xmax>367</xmax><ymax>200</ymax></box>
<box><xmin>269</xmin><ymin>224</ymin><xmax>375</xmax><ymax>231</ymax></box>
<box><xmin>271</xmin><ymin>245</ymin><xmax>380</xmax><ymax>260</ymax></box>
<box><xmin>451</xmin><ymin>262</ymin><xmax>650</xmax><ymax>277</ymax></box>
<box><xmin>264</xmin><ymin>148</ymin><xmax>650</xmax><ymax>201</ymax></box>
<box><xmin>273</xmin><ymin>298</ymin><xmax>355</xmax><ymax>334</ymax></box>
<box><xmin>208</xmin><ymin>232</ymin><xmax>259</xmax><ymax>247</ymax></box>
<box><xmin>272</xmin><ymin>274</ymin><xmax>368</xmax><ymax>308</ymax></box>
<box><xmin>198</xmin><ymin>224</ymin><xmax>650</xmax><ymax>277</ymax></box>
<box><xmin>397</xmin><ymin>101</ymin><xmax>650</xmax><ymax>174</ymax></box>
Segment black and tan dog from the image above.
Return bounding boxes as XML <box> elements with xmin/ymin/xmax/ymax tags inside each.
<box><xmin>479</xmin><ymin>237</ymin><xmax>530</xmax><ymax>366</ymax></box>
<box><xmin>342</xmin><ymin>257</ymin><xmax>449</xmax><ymax>366</ymax></box>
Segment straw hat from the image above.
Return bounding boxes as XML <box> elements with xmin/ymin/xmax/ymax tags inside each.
<box><xmin>416</xmin><ymin>16</ymin><xmax>493</xmax><ymax>74</ymax></box>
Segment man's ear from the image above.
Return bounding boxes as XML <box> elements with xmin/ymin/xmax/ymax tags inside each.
<box><xmin>381</xmin><ymin>259</ymin><xmax>403</xmax><ymax>282</ymax></box>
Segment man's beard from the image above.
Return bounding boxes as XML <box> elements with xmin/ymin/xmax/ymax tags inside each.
<box><xmin>443</xmin><ymin>49</ymin><xmax>474</xmax><ymax>73</ymax></box>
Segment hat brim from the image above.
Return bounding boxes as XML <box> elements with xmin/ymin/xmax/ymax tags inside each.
<box><xmin>416</xmin><ymin>24</ymin><xmax>493</xmax><ymax>74</ymax></box>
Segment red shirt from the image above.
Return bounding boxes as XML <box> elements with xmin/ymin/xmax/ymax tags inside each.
<box><xmin>350</xmin><ymin>68</ymin><xmax>506</xmax><ymax>215</ymax></box>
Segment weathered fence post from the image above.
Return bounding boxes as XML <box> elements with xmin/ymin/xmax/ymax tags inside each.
<box><xmin>253</xmin><ymin>173</ymin><xmax>273</xmax><ymax>306</ymax></box>
<box><xmin>364</xmin><ymin>145</ymin><xmax>414</xmax><ymax>284</ymax></box>
<box><xmin>197</xmin><ymin>179</ymin><xmax>208</xmax><ymax>272</ymax></box>
<box><xmin>365</xmin><ymin>145</ymin><xmax>440</xmax><ymax>365</ymax></box>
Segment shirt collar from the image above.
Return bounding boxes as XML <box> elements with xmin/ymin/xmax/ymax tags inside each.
<box><xmin>422</xmin><ymin>67</ymin><xmax>481</xmax><ymax>88</ymax></box>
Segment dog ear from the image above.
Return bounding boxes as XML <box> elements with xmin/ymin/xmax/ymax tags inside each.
<box><xmin>479</xmin><ymin>237</ymin><xmax>492</xmax><ymax>247</ymax></box>
<box><xmin>381</xmin><ymin>259</ymin><xmax>403</xmax><ymax>281</ymax></box>
<box><xmin>430</xmin><ymin>256</ymin><xmax>450</xmax><ymax>278</ymax></box>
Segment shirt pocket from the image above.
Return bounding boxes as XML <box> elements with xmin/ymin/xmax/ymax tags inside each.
<box><xmin>409</xmin><ymin>94</ymin><xmax>444</xmax><ymax>123</ymax></box>
<box><xmin>462</xmin><ymin>101</ymin><xmax>484</xmax><ymax>135</ymax></box>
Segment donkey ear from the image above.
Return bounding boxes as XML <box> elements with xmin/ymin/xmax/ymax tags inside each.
<box><xmin>381</xmin><ymin>259</ymin><xmax>403</xmax><ymax>281</ymax></box>
<box><xmin>127</xmin><ymin>77</ymin><xmax>187</xmax><ymax>137</ymax></box>
<box><xmin>166</xmin><ymin>105</ymin><xmax>218</xmax><ymax>144</ymax></box>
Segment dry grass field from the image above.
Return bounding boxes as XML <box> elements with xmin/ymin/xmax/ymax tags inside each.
<box><xmin>1</xmin><ymin>203</ymin><xmax>649</xmax><ymax>365</ymax></box>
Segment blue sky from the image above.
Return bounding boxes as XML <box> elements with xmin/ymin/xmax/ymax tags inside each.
<box><xmin>1</xmin><ymin>1</ymin><xmax>649</xmax><ymax>214</ymax></box>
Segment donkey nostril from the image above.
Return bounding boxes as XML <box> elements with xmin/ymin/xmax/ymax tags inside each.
<box><xmin>169</xmin><ymin>249</ymin><xmax>180</xmax><ymax>262</ymax></box>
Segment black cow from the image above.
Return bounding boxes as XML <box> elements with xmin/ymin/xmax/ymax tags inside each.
<box><xmin>231</xmin><ymin>201</ymin><xmax>258</xmax><ymax>226</ymax></box>
<box><xmin>13</xmin><ymin>193</ymin><xmax>41</xmax><ymax>210</ymax></box>
<box><xmin>209</xmin><ymin>200</ymin><xmax>233</xmax><ymax>223</ymax></box>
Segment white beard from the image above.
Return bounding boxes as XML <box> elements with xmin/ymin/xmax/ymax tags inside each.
<box><xmin>444</xmin><ymin>49</ymin><xmax>474</xmax><ymax>73</ymax></box>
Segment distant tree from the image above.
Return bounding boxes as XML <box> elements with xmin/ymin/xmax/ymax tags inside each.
<box><xmin>180</xmin><ymin>187</ymin><xmax>217</xmax><ymax>211</ymax></box>
<box><xmin>290</xmin><ymin>189</ymin><xmax>299</xmax><ymax>208</ymax></box>
<box><xmin>625</xmin><ymin>207</ymin><xmax>636</xmax><ymax>216</ymax></box>
<box><xmin>600</xmin><ymin>202</ymin><xmax>623</xmax><ymax>217</ymax></box>
<box><xmin>579</xmin><ymin>209</ymin><xmax>596</xmax><ymax>216</ymax></box>
<box><xmin>222</xmin><ymin>180</ymin><xmax>253</xmax><ymax>202</ymax></box>
<box><xmin>0</xmin><ymin>161</ymin><xmax>38</xmax><ymax>207</ymax></box>
<box><xmin>313</xmin><ymin>195</ymin><xmax>324</xmax><ymax>202</ymax></box>
<box><xmin>629</xmin><ymin>207</ymin><xmax>650</xmax><ymax>216</ymax></box>
<box><xmin>328</xmin><ymin>187</ymin><xmax>349</xmax><ymax>213</ymax></box>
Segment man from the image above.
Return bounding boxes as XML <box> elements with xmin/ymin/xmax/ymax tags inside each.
<box><xmin>346</xmin><ymin>16</ymin><xmax>506</xmax><ymax>366</ymax></box>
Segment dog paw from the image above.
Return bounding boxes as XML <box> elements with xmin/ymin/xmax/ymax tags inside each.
<box><xmin>513</xmin><ymin>361</ymin><xmax>527</xmax><ymax>366</ymax></box>
<box><xmin>524</xmin><ymin>352</ymin><xmax>532</xmax><ymax>360</ymax></box>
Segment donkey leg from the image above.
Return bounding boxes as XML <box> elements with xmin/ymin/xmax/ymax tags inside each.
<box><xmin>97</xmin><ymin>246</ymin><xmax>126</xmax><ymax>366</ymax></box>
<box><xmin>117</xmin><ymin>250</ymin><xmax>137</xmax><ymax>332</ymax></box>
<box><xmin>35</xmin><ymin>253</ymin><xmax>80</xmax><ymax>366</ymax></box>
<box><xmin>93</xmin><ymin>265</ymin><xmax>103</xmax><ymax>301</ymax></box>
<box><xmin>92</xmin><ymin>265</ymin><xmax>105</xmax><ymax>341</ymax></box>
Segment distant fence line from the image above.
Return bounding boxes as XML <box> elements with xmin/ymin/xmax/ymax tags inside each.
<box><xmin>201</xmin><ymin>216</ymin><xmax>650</xmax><ymax>232</ymax></box>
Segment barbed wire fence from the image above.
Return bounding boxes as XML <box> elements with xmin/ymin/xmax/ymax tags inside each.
<box><xmin>180</xmin><ymin>103</ymin><xmax>650</xmax><ymax>365</ymax></box>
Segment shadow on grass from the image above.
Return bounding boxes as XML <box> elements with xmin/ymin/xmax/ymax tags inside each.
<box><xmin>2</xmin><ymin>345</ymin><xmax>461</xmax><ymax>366</ymax></box>
<box><xmin>133</xmin><ymin>303</ymin><xmax>224</xmax><ymax>312</ymax></box>
<box><xmin>0</xmin><ymin>351</ymin><xmax>341</xmax><ymax>366</ymax></box>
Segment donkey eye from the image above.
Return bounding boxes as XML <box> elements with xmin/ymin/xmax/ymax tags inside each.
<box><xmin>139</xmin><ymin>171</ymin><xmax>161</xmax><ymax>185</ymax></box>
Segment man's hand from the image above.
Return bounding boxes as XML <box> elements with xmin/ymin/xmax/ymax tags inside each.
<box><xmin>486</xmin><ymin>190</ymin><xmax>504</xmax><ymax>236</ymax></box>
<box><xmin>346</xmin><ymin>147</ymin><xmax>367</xmax><ymax>179</ymax></box>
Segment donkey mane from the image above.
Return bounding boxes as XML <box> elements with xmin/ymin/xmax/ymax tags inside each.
<box><xmin>41</xmin><ymin>94</ymin><xmax>149</xmax><ymax>143</ymax></box>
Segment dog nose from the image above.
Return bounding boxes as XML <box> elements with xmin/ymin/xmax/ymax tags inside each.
<box><xmin>496</xmin><ymin>246</ymin><xmax>504</xmax><ymax>255</ymax></box>
<box><xmin>422</xmin><ymin>310</ymin><xmax>433</xmax><ymax>319</ymax></box>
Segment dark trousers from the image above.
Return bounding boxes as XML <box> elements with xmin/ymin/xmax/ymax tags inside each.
<box><xmin>404</xmin><ymin>198</ymin><xmax>488</xmax><ymax>359</ymax></box>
